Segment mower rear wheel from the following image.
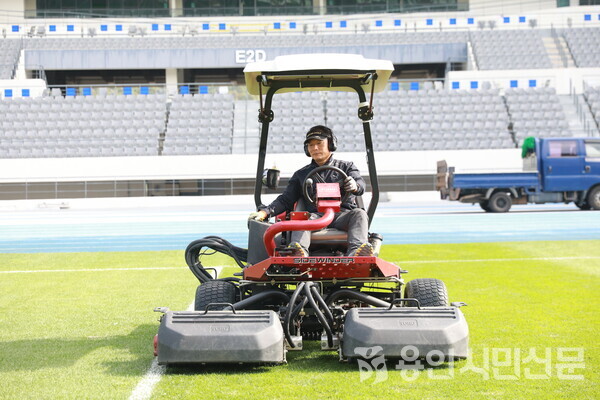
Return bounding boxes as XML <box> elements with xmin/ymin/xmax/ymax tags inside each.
<box><xmin>404</xmin><ymin>278</ymin><xmax>449</xmax><ymax>307</ymax></box>
<box><xmin>194</xmin><ymin>280</ymin><xmax>237</xmax><ymax>311</ymax></box>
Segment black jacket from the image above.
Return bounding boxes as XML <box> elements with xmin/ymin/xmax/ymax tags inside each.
<box><xmin>259</xmin><ymin>156</ymin><xmax>366</xmax><ymax>217</ymax></box>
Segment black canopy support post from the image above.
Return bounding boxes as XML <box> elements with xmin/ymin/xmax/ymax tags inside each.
<box><xmin>351</xmin><ymin>83</ymin><xmax>379</xmax><ymax>227</ymax></box>
<box><xmin>254</xmin><ymin>85</ymin><xmax>277</xmax><ymax>209</ymax></box>
<box><xmin>364</xmin><ymin>121</ymin><xmax>378</xmax><ymax>226</ymax></box>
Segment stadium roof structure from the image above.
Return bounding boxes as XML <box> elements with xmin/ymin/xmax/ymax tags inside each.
<box><xmin>243</xmin><ymin>53</ymin><xmax>394</xmax><ymax>95</ymax></box>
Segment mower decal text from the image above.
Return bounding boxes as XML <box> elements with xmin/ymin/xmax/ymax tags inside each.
<box><xmin>210</xmin><ymin>325</ymin><xmax>231</xmax><ymax>332</ymax></box>
<box><xmin>293</xmin><ymin>257</ymin><xmax>354</xmax><ymax>264</ymax></box>
<box><xmin>398</xmin><ymin>319</ymin><xmax>418</xmax><ymax>327</ymax></box>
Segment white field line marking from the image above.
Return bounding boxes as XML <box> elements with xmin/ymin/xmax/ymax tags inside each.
<box><xmin>395</xmin><ymin>256</ymin><xmax>600</xmax><ymax>264</ymax></box>
<box><xmin>128</xmin><ymin>358</ymin><xmax>165</xmax><ymax>400</ymax></box>
<box><xmin>0</xmin><ymin>267</ymin><xmax>185</xmax><ymax>274</ymax></box>
<box><xmin>129</xmin><ymin>267</ymin><xmax>222</xmax><ymax>400</ymax></box>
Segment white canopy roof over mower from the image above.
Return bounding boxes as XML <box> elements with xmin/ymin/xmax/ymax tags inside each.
<box><xmin>243</xmin><ymin>53</ymin><xmax>394</xmax><ymax>95</ymax></box>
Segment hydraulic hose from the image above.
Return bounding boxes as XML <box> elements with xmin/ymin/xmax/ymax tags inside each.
<box><xmin>290</xmin><ymin>297</ymin><xmax>308</xmax><ymax>323</ymax></box>
<box><xmin>185</xmin><ymin>235</ymin><xmax>249</xmax><ymax>283</ymax></box>
<box><xmin>232</xmin><ymin>290</ymin><xmax>290</xmax><ymax>310</ymax></box>
<box><xmin>325</xmin><ymin>289</ymin><xmax>391</xmax><ymax>308</ymax></box>
<box><xmin>284</xmin><ymin>282</ymin><xmax>306</xmax><ymax>349</ymax></box>
<box><xmin>309</xmin><ymin>283</ymin><xmax>334</xmax><ymax>327</ymax></box>
<box><xmin>304</xmin><ymin>283</ymin><xmax>334</xmax><ymax>349</ymax></box>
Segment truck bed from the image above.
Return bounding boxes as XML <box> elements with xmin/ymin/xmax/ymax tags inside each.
<box><xmin>451</xmin><ymin>172</ymin><xmax>539</xmax><ymax>189</ymax></box>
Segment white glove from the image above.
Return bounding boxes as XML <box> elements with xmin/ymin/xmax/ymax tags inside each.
<box><xmin>248</xmin><ymin>211</ymin><xmax>267</xmax><ymax>222</ymax></box>
<box><xmin>343</xmin><ymin>176</ymin><xmax>358</xmax><ymax>193</ymax></box>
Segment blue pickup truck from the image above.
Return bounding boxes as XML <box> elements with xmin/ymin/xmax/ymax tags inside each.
<box><xmin>436</xmin><ymin>137</ymin><xmax>600</xmax><ymax>212</ymax></box>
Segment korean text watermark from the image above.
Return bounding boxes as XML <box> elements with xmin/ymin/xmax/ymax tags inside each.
<box><xmin>356</xmin><ymin>346</ymin><xmax>585</xmax><ymax>383</ymax></box>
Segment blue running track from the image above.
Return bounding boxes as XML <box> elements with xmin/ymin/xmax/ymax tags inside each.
<box><xmin>1</xmin><ymin>200</ymin><xmax>599</xmax><ymax>253</ymax></box>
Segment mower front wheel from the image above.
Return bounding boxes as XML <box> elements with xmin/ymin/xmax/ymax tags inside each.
<box><xmin>404</xmin><ymin>278</ymin><xmax>449</xmax><ymax>307</ymax></box>
<box><xmin>194</xmin><ymin>280</ymin><xmax>237</xmax><ymax>311</ymax></box>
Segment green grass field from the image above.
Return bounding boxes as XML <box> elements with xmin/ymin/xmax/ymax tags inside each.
<box><xmin>1</xmin><ymin>241</ymin><xmax>598</xmax><ymax>399</ymax></box>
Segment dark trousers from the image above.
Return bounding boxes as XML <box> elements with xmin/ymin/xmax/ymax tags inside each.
<box><xmin>290</xmin><ymin>208</ymin><xmax>369</xmax><ymax>254</ymax></box>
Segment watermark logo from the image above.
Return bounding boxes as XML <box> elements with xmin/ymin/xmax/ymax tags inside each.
<box><xmin>355</xmin><ymin>346</ymin><xmax>585</xmax><ymax>383</ymax></box>
<box><xmin>356</xmin><ymin>346</ymin><xmax>388</xmax><ymax>384</ymax></box>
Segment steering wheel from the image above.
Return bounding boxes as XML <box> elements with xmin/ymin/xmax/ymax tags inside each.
<box><xmin>302</xmin><ymin>165</ymin><xmax>350</xmax><ymax>206</ymax></box>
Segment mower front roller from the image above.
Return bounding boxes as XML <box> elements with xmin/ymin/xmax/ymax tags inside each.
<box><xmin>155</xmin><ymin>308</ymin><xmax>286</xmax><ymax>365</ymax></box>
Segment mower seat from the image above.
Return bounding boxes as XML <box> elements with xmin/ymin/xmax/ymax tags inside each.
<box><xmin>294</xmin><ymin>198</ymin><xmax>350</xmax><ymax>248</ymax></box>
<box><xmin>310</xmin><ymin>228</ymin><xmax>347</xmax><ymax>244</ymax></box>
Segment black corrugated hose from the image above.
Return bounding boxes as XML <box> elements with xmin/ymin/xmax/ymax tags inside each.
<box><xmin>304</xmin><ymin>282</ymin><xmax>334</xmax><ymax>348</ymax></box>
<box><xmin>185</xmin><ymin>235</ymin><xmax>248</xmax><ymax>283</ymax></box>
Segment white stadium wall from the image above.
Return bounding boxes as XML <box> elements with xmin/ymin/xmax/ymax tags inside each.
<box><xmin>0</xmin><ymin>148</ymin><xmax>522</xmax><ymax>184</ymax></box>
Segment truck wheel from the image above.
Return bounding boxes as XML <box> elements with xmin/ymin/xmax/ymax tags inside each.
<box><xmin>587</xmin><ymin>186</ymin><xmax>600</xmax><ymax>210</ymax></box>
<box><xmin>576</xmin><ymin>202</ymin><xmax>591</xmax><ymax>210</ymax></box>
<box><xmin>195</xmin><ymin>280</ymin><xmax>237</xmax><ymax>311</ymax></box>
<box><xmin>404</xmin><ymin>278</ymin><xmax>449</xmax><ymax>307</ymax></box>
<box><xmin>479</xmin><ymin>200</ymin><xmax>491</xmax><ymax>212</ymax></box>
<box><xmin>488</xmin><ymin>192</ymin><xmax>512</xmax><ymax>213</ymax></box>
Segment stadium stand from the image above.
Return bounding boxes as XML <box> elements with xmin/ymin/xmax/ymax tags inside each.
<box><xmin>0</xmin><ymin>1</ymin><xmax>599</xmax><ymax>201</ymax></box>
<box><xmin>162</xmin><ymin>92</ymin><xmax>234</xmax><ymax>155</ymax></box>
<box><xmin>0</xmin><ymin>92</ymin><xmax>165</xmax><ymax>158</ymax></box>
<box><xmin>470</xmin><ymin>30</ymin><xmax>552</xmax><ymax>70</ymax></box>
<box><xmin>0</xmin><ymin>39</ymin><xmax>20</xmax><ymax>79</ymax></box>
<box><xmin>505</xmin><ymin>87</ymin><xmax>570</xmax><ymax>145</ymax></box>
<box><xmin>266</xmin><ymin>91</ymin><xmax>325</xmax><ymax>154</ymax></box>
<box><xmin>585</xmin><ymin>85</ymin><xmax>600</xmax><ymax>128</ymax></box>
<box><xmin>1</xmin><ymin>3</ymin><xmax>600</xmax><ymax>162</ymax></box>
<box><xmin>563</xmin><ymin>28</ymin><xmax>600</xmax><ymax>68</ymax></box>
<box><xmin>264</xmin><ymin>86</ymin><xmax>514</xmax><ymax>154</ymax></box>
<box><xmin>2</xmin><ymin>81</ymin><xmax>598</xmax><ymax>158</ymax></box>
<box><xmin>369</xmin><ymin>86</ymin><xmax>514</xmax><ymax>151</ymax></box>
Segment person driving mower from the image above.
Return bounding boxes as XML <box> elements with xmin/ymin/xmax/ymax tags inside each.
<box><xmin>249</xmin><ymin>125</ymin><xmax>373</xmax><ymax>257</ymax></box>
<box><xmin>154</xmin><ymin>55</ymin><xmax>468</xmax><ymax>367</ymax></box>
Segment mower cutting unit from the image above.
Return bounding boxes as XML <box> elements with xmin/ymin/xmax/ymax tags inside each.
<box><xmin>154</xmin><ymin>54</ymin><xmax>469</xmax><ymax>366</ymax></box>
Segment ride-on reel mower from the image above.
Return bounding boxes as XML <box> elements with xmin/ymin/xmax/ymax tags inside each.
<box><xmin>154</xmin><ymin>54</ymin><xmax>469</xmax><ymax>365</ymax></box>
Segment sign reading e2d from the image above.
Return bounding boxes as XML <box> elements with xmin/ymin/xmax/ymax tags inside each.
<box><xmin>235</xmin><ymin>49</ymin><xmax>267</xmax><ymax>64</ymax></box>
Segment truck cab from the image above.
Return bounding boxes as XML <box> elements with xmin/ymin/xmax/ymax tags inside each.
<box><xmin>539</xmin><ymin>138</ymin><xmax>600</xmax><ymax>193</ymax></box>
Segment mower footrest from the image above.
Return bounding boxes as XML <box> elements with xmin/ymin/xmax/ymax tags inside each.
<box><xmin>157</xmin><ymin>310</ymin><xmax>285</xmax><ymax>365</ymax></box>
<box><xmin>341</xmin><ymin>307</ymin><xmax>468</xmax><ymax>360</ymax></box>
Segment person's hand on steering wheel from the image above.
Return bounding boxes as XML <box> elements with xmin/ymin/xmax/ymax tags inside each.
<box><xmin>343</xmin><ymin>176</ymin><xmax>358</xmax><ymax>193</ymax></box>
